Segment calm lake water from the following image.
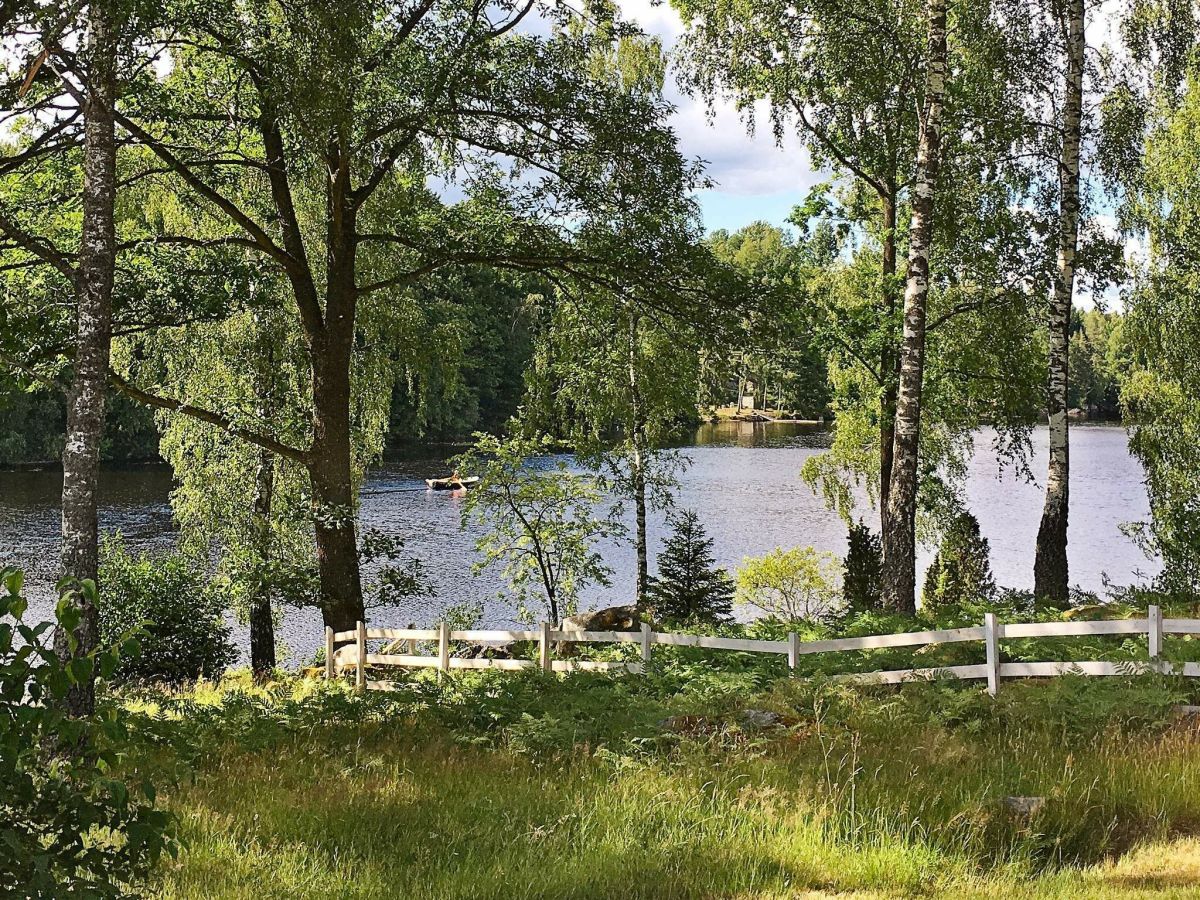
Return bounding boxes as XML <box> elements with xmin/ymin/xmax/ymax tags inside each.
<box><xmin>0</xmin><ymin>422</ymin><xmax>1158</xmax><ymax>663</ymax></box>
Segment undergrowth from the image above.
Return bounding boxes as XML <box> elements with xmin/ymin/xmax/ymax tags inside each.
<box><xmin>119</xmin><ymin>664</ymin><xmax>1200</xmax><ymax>898</ymax></box>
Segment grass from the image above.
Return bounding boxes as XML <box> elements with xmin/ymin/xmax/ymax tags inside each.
<box><xmin>120</xmin><ymin>664</ymin><xmax>1200</xmax><ymax>899</ymax></box>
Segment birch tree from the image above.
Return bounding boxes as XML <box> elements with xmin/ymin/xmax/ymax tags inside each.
<box><xmin>0</xmin><ymin>1</ymin><xmax>126</xmax><ymax>714</ymax></box>
<box><xmin>880</xmin><ymin>0</ymin><xmax>949</xmax><ymax>612</ymax></box>
<box><xmin>673</xmin><ymin>0</ymin><xmax>924</xmax><ymax>531</ymax></box>
<box><xmin>524</xmin><ymin>288</ymin><xmax>699</xmax><ymax>610</ymax></box>
<box><xmin>1033</xmin><ymin>0</ymin><xmax>1085</xmax><ymax>605</ymax></box>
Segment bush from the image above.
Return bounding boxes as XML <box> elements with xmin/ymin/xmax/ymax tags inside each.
<box><xmin>99</xmin><ymin>539</ymin><xmax>236</xmax><ymax>684</ymax></box>
<box><xmin>842</xmin><ymin>519</ymin><xmax>882</xmax><ymax>612</ymax></box>
<box><xmin>647</xmin><ymin>510</ymin><xmax>734</xmax><ymax>625</ymax></box>
<box><xmin>921</xmin><ymin>511</ymin><xmax>996</xmax><ymax>619</ymax></box>
<box><xmin>735</xmin><ymin>547</ymin><xmax>843</xmax><ymax>622</ymax></box>
<box><xmin>1</xmin><ymin>568</ymin><xmax>174</xmax><ymax>896</ymax></box>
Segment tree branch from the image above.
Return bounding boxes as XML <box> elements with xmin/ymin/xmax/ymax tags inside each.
<box><xmin>108</xmin><ymin>370</ymin><xmax>311</xmax><ymax>464</ymax></box>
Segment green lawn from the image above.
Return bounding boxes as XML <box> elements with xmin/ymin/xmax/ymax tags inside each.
<box><xmin>127</xmin><ymin>667</ymin><xmax>1200</xmax><ymax>898</ymax></box>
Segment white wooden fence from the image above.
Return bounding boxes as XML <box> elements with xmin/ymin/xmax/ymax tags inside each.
<box><xmin>324</xmin><ymin>605</ymin><xmax>1200</xmax><ymax>696</ymax></box>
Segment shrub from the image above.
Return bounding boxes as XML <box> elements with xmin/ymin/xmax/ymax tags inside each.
<box><xmin>842</xmin><ymin>519</ymin><xmax>882</xmax><ymax>612</ymax></box>
<box><xmin>454</xmin><ymin>432</ymin><xmax>623</xmax><ymax>625</ymax></box>
<box><xmin>1</xmin><ymin>568</ymin><xmax>174</xmax><ymax>896</ymax></box>
<box><xmin>921</xmin><ymin>511</ymin><xmax>996</xmax><ymax>619</ymax></box>
<box><xmin>735</xmin><ymin>547</ymin><xmax>843</xmax><ymax>622</ymax></box>
<box><xmin>647</xmin><ymin>510</ymin><xmax>734</xmax><ymax>625</ymax></box>
<box><xmin>99</xmin><ymin>538</ymin><xmax>236</xmax><ymax>684</ymax></box>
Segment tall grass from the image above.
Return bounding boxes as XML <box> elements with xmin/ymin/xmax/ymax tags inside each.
<box><xmin>124</xmin><ymin>669</ymin><xmax>1200</xmax><ymax>898</ymax></box>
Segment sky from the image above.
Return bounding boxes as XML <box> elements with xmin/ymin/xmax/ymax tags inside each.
<box><xmin>614</xmin><ymin>0</ymin><xmax>829</xmax><ymax>235</ymax></box>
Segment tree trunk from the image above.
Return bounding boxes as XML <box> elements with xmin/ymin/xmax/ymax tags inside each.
<box><xmin>627</xmin><ymin>310</ymin><xmax>649</xmax><ymax>609</ymax></box>
<box><xmin>248</xmin><ymin>446</ymin><xmax>277</xmax><ymax>676</ymax></box>
<box><xmin>1034</xmin><ymin>0</ymin><xmax>1083</xmax><ymax>605</ymax></box>
<box><xmin>248</xmin><ymin>321</ymin><xmax>278</xmax><ymax>675</ymax></box>
<box><xmin>309</xmin><ymin>147</ymin><xmax>366</xmax><ymax>636</ymax></box>
<box><xmin>56</xmin><ymin>6</ymin><xmax>117</xmax><ymax>717</ymax></box>
<box><xmin>879</xmin><ymin>194</ymin><xmax>899</xmax><ymax>537</ymax></box>
<box><xmin>309</xmin><ymin>316</ymin><xmax>365</xmax><ymax>635</ymax></box>
<box><xmin>880</xmin><ymin>0</ymin><xmax>948</xmax><ymax>614</ymax></box>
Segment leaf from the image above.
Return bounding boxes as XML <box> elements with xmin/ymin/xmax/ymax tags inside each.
<box><xmin>68</xmin><ymin>656</ymin><xmax>95</xmax><ymax>686</ymax></box>
<box><xmin>2</xmin><ymin>568</ymin><xmax>24</xmax><ymax>598</ymax></box>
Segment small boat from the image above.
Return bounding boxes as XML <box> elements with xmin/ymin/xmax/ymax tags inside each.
<box><xmin>425</xmin><ymin>475</ymin><xmax>480</xmax><ymax>491</ymax></box>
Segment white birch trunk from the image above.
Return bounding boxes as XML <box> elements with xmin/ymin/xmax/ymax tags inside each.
<box><xmin>880</xmin><ymin>0</ymin><xmax>948</xmax><ymax>614</ymax></box>
<box><xmin>1034</xmin><ymin>0</ymin><xmax>1084</xmax><ymax>604</ymax></box>
<box><xmin>56</xmin><ymin>5</ymin><xmax>118</xmax><ymax>717</ymax></box>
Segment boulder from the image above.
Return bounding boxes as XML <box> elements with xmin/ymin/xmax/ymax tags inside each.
<box><xmin>558</xmin><ymin>605</ymin><xmax>640</xmax><ymax>655</ymax></box>
<box><xmin>560</xmin><ymin>605</ymin><xmax>640</xmax><ymax>632</ymax></box>
<box><xmin>999</xmin><ymin>796</ymin><xmax>1046</xmax><ymax>819</ymax></box>
<box><xmin>466</xmin><ymin>643</ymin><xmax>514</xmax><ymax>660</ymax></box>
<box><xmin>738</xmin><ymin>709</ymin><xmax>783</xmax><ymax>729</ymax></box>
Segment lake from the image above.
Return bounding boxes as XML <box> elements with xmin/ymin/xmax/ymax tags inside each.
<box><xmin>0</xmin><ymin>422</ymin><xmax>1158</xmax><ymax>663</ymax></box>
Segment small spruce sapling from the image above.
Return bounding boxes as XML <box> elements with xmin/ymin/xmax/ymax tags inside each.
<box><xmin>921</xmin><ymin>511</ymin><xmax>997</xmax><ymax>619</ymax></box>
<box><xmin>647</xmin><ymin>510</ymin><xmax>734</xmax><ymax>624</ymax></box>
<box><xmin>843</xmin><ymin>519</ymin><xmax>883</xmax><ymax>612</ymax></box>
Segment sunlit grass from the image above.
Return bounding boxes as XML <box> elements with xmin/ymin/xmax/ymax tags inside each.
<box><xmin>132</xmin><ymin>670</ymin><xmax>1200</xmax><ymax>898</ymax></box>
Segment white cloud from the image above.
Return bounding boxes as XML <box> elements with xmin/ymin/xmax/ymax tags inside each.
<box><xmin>617</xmin><ymin>0</ymin><xmax>827</xmax><ymax>226</ymax></box>
<box><xmin>617</xmin><ymin>0</ymin><xmax>686</xmax><ymax>41</ymax></box>
<box><xmin>668</xmin><ymin>93</ymin><xmax>826</xmax><ymax>196</ymax></box>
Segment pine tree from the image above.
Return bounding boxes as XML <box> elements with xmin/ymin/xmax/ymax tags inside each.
<box><xmin>843</xmin><ymin>520</ymin><xmax>883</xmax><ymax>613</ymax></box>
<box><xmin>648</xmin><ymin>510</ymin><xmax>734</xmax><ymax>624</ymax></box>
<box><xmin>921</xmin><ymin>511</ymin><xmax>996</xmax><ymax>618</ymax></box>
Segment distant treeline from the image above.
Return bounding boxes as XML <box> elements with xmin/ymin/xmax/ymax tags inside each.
<box><xmin>0</xmin><ymin>228</ymin><xmax>1128</xmax><ymax>468</ymax></box>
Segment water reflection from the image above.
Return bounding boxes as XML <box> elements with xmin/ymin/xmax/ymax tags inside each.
<box><xmin>688</xmin><ymin>420</ymin><xmax>832</xmax><ymax>449</ymax></box>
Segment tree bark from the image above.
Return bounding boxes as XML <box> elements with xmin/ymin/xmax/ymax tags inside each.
<box><xmin>1034</xmin><ymin>0</ymin><xmax>1083</xmax><ymax>605</ymax></box>
<box><xmin>880</xmin><ymin>0</ymin><xmax>948</xmax><ymax>614</ymax></box>
<box><xmin>308</xmin><ymin>140</ymin><xmax>365</xmax><ymax>635</ymax></box>
<box><xmin>308</xmin><ymin>344</ymin><xmax>365</xmax><ymax>634</ymax></box>
<box><xmin>248</xmin><ymin>446</ymin><xmax>277</xmax><ymax>676</ymax></box>
<box><xmin>879</xmin><ymin>193</ymin><xmax>899</xmax><ymax>538</ymax></box>
<box><xmin>56</xmin><ymin>4</ymin><xmax>117</xmax><ymax>717</ymax></box>
<box><xmin>248</xmin><ymin>323</ymin><xmax>278</xmax><ymax>674</ymax></box>
<box><xmin>627</xmin><ymin>310</ymin><xmax>649</xmax><ymax>609</ymax></box>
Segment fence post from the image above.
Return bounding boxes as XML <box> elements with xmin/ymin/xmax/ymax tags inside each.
<box><xmin>355</xmin><ymin>621</ymin><xmax>367</xmax><ymax>692</ymax></box>
<box><xmin>439</xmin><ymin>621</ymin><xmax>450</xmax><ymax>675</ymax></box>
<box><xmin>540</xmin><ymin>621</ymin><xmax>552</xmax><ymax>674</ymax></box>
<box><xmin>984</xmin><ymin>613</ymin><xmax>1000</xmax><ymax>697</ymax></box>
<box><xmin>640</xmin><ymin>622</ymin><xmax>652</xmax><ymax>667</ymax></box>
<box><xmin>1149</xmin><ymin>604</ymin><xmax>1164</xmax><ymax>672</ymax></box>
<box><xmin>407</xmin><ymin>621</ymin><xmax>416</xmax><ymax>657</ymax></box>
<box><xmin>788</xmin><ymin>632</ymin><xmax>799</xmax><ymax>671</ymax></box>
<box><xmin>324</xmin><ymin>627</ymin><xmax>335</xmax><ymax>680</ymax></box>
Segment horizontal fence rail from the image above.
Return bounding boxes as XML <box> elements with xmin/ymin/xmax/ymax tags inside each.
<box><xmin>324</xmin><ymin>606</ymin><xmax>1199</xmax><ymax>695</ymax></box>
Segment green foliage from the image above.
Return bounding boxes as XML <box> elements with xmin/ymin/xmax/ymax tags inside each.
<box><xmin>98</xmin><ymin>539</ymin><xmax>236</xmax><ymax>684</ymax></box>
<box><xmin>455</xmin><ymin>433</ymin><xmax>625</xmax><ymax>624</ymax></box>
<box><xmin>704</xmin><ymin>223</ymin><xmax>831</xmax><ymax>416</ymax></box>
<box><xmin>1068</xmin><ymin>309</ymin><xmax>1128</xmax><ymax>418</ymax></box>
<box><xmin>386</xmin><ymin>269</ymin><xmax>543</xmax><ymax>443</ymax></box>
<box><xmin>0</xmin><ymin>379</ymin><xmax>159</xmax><ymax>465</ymax></box>
<box><xmin>920</xmin><ymin>511</ymin><xmax>997</xmax><ymax>618</ymax></box>
<box><xmin>735</xmin><ymin>546</ymin><xmax>843</xmax><ymax>622</ymax></box>
<box><xmin>647</xmin><ymin>510</ymin><xmax>734</xmax><ymax>625</ymax></box>
<box><xmin>0</xmin><ymin>568</ymin><xmax>174</xmax><ymax>897</ymax></box>
<box><xmin>842</xmin><ymin>519</ymin><xmax>883</xmax><ymax>613</ymax></box>
<box><xmin>1118</xmin><ymin>73</ymin><xmax>1200</xmax><ymax>597</ymax></box>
